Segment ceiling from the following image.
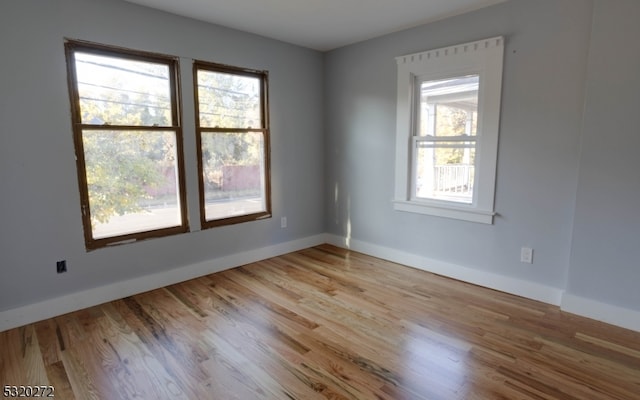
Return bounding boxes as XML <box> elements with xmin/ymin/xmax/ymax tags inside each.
<box><xmin>123</xmin><ymin>0</ymin><xmax>507</xmax><ymax>51</ymax></box>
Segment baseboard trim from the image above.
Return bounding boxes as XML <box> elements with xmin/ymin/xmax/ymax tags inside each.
<box><xmin>4</xmin><ymin>233</ymin><xmax>638</xmax><ymax>334</ymax></box>
<box><xmin>0</xmin><ymin>234</ymin><xmax>326</xmax><ymax>332</ymax></box>
<box><xmin>325</xmin><ymin>234</ymin><xmax>564</xmax><ymax>306</ymax></box>
<box><xmin>326</xmin><ymin>234</ymin><xmax>640</xmax><ymax>333</ymax></box>
<box><xmin>561</xmin><ymin>293</ymin><xmax>640</xmax><ymax>332</ymax></box>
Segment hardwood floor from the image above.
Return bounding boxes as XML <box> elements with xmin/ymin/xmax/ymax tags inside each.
<box><xmin>1</xmin><ymin>244</ymin><xmax>639</xmax><ymax>399</ymax></box>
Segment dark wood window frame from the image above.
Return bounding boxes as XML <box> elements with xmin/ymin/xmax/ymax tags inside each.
<box><xmin>65</xmin><ymin>40</ymin><xmax>189</xmax><ymax>250</ymax></box>
<box><xmin>193</xmin><ymin>61</ymin><xmax>272</xmax><ymax>229</ymax></box>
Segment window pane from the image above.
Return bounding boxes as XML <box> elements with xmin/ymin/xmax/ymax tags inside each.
<box><xmin>197</xmin><ymin>70</ymin><xmax>261</xmax><ymax>128</ymax></box>
<box><xmin>83</xmin><ymin>130</ymin><xmax>182</xmax><ymax>238</ymax></box>
<box><xmin>415</xmin><ymin>140</ymin><xmax>476</xmax><ymax>204</ymax></box>
<box><xmin>74</xmin><ymin>52</ymin><xmax>172</xmax><ymax>126</ymax></box>
<box><xmin>415</xmin><ymin>74</ymin><xmax>479</xmax><ymax>204</ymax></box>
<box><xmin>201</xmin><ymin>131</ymin><xmax>266</xmax><ymax>221</ymax></box>
<box><xmin>419</xmin><ymin>75</ymin><xmax>479</xmax><ymax>137</ymax></box>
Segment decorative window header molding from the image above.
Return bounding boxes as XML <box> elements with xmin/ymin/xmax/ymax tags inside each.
<box><xmin>393</xmin><ymin>36</ymin><xmax>505</xmax><ymax>223</ymax></box>
<box><xmin>396</xmin><ymin>36</ymin><xmax>504</xmax><ymax>65</ymax></box>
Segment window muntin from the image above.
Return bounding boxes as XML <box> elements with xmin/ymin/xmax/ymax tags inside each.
<box><xmin>394</xmin><ymin>37</ymin><xmax>504</xmax><ymax>224</ymax></box>
<box><xmin>194</xmin><ymin>62</ymin><xmax>271</xmax><ymax>228</ymax></box>
<box><xmin>65</xmin><ymin>41</ymin><xmax>188</xmax><ymax>249</ymax></box>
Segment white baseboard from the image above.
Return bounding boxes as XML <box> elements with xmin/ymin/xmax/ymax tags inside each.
<box><xmin>561</xmin><ymin>293</ymin><xmax>640</xmax><ymax>332</ymax></box>
<box><xmin>326</xmin><ymin>234</ymin><xmax>640</xmax><ymax>333</ymax></box>
<box><xmin>4</xmin><ymin>233</ymin><xmax>638</xmax><ymax>334</ymax></box>
<box><xmin>0</xmin><ymin>234</ymin><xmax>326</xmax><ymax>332</ymax></box>
<box><xmin>325</xmin><ymin>234</ymin><xmax>563</xmax><ymax>305</ymax></box>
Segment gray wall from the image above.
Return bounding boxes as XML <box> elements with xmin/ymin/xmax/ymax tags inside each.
<box><xmin>2</xmin><ymin>0</ymin><xmax>639</xmax><ymax>319</ymax></box>
<box><xmin>324</xmin><ymin>0</ymin><xmax>640</xmax><ymax>316</ymax></box>
<box><xmin>568</xmin><ymin>0</ymin><xmax>640</xmax><ymax>309</ymax></box>
<box><xmin>0</xmin><ymin>0</ymin><xmax>325</xmax><ymax>311</ymax></box>
<box><xmin>324</xmin><ymin>0</ymin><xmax>592</xmax><ymax>290</ymax></box>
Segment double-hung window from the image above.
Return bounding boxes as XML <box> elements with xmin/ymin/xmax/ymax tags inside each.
<box><xmin>65</xmin><ymin>41</ymin><xmax>188</xmax><ymax>249</ymax></box>
<box><xmin>394</xmin><ymin>37</ymin><xmax>504</xmax><ymax>223</ymax></box>
<box><xmin>193</xmin><ymin>61</ymin><xmax>271</xmax><ymax>228</ymax></box>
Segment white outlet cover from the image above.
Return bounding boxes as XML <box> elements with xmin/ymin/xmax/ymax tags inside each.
<box><xmin>520</xmin><ymin>247</ymin><xmax>533</xmax><ymax>264</ymax></box>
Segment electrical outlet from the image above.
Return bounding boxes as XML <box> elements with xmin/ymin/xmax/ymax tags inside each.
<box><xmin>281</xmin><ymin>216</ymin><xmax>287</xmax><ymax>228</ymax></box>
<box><xmin>520</xmin><ymin>247</ymin><xmax>533</xmax><ymax>264</ymax></box>
<box><xmin>56</xmin><ymin>260</ymin><xmax>67</xmax><ymax>273</ymax></box>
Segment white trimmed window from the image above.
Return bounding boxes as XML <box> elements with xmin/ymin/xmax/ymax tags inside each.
<box><xmin>394</xmin><ymin>37</ymin><xmax>504</xmax><ymax>224</ymax></box>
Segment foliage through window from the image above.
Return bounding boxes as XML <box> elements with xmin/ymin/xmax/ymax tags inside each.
<box><xmin>65</xmin><ymin>41</ymin><xmax>188</xmax><ymax>249</ymax></box>
<box><xmin>194</xmin><ymin>61</ymin><xmax>271</xmax><ymax>228</ymax></box>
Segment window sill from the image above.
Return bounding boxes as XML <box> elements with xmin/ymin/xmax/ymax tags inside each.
<box><xmin>393</xmin><ymin>200</ymin><xmax>495</xmax><ymax>224</ymax></box>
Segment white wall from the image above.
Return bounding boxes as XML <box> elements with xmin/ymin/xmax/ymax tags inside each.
<box><xmin>0</xmin><ymin>0</ymin><xmax>325</xmax><ymax>314</ymax></box>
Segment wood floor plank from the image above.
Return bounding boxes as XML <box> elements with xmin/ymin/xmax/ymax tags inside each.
<box><xmin>107</xmin><ymin>300</ymin><xmax>211</xmax><ymax>399</ymax></box>
<box><xmin>1</xmin><ymin>244</ymin><xmax>639</xmax><ymax>399</ymax></box>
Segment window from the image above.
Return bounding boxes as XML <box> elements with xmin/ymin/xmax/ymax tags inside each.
<box><xmin>394</xmin><ymin>37</ymin><xmax>504</xmax><ymax>224</ymax></box>
<box><xmin>415</xmin><ymin>75</ymin><xmax>479</xmax><ymax>204</ymax></box>
<box><xmin>65</xmin><ymin>41</ymin><xmax>188</xmax><ymax>249</ymax></box>
<box><xmin>193</xmin><ymin>61</ymin><xmax>271</xmax><ymax>228</ymax></box>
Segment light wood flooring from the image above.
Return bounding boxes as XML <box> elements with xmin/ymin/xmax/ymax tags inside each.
<box><xmin>1</xmin><ymin>244</ymin><xmax>639</xmax><ymax>399</ymax></box>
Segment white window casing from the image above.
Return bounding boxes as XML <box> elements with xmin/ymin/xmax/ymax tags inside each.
<box><xmin>394</xmin><ymin>36</ymin><xmax>504</xmax><ymax>224</ymax></box>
